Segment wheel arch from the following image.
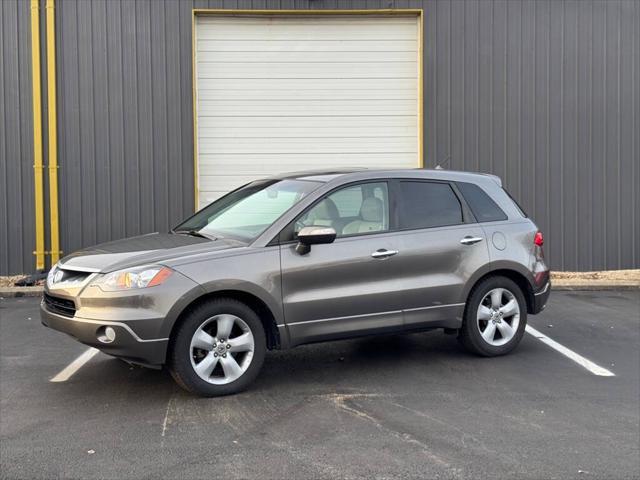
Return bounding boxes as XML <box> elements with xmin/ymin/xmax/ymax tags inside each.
<box><xmin>463</xmin><ymin>263</ymin><xmax>536</xmax><ymax>314</ymax></box>
<box><xmin>167</xmin><ymin>289</ymin><xmax>282</xmax><ymax>352</ymax></box>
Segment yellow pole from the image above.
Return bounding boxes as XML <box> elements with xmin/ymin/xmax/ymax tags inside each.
<box><xmin>30</xmin><ymin>0</ymin><xmax>45</xmax><ymax>271</ymax></box>
<box><xmin>46</xmin><ymin>0</ymin><xmax>60</xmax><ymax>264</ymax></box>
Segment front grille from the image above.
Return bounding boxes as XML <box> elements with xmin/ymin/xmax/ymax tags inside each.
<box><xmin>43</xmin><ymin>293</ymin><xmax>76</xmax><ymax>318</ymax></box>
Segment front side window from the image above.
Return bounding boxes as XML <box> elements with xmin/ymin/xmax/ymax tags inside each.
<box><xmin>174</xmin><ymin>179</ymin><xmax>321</xmax><ymax>243</ymax></box>
<box><xmin>399</xmin><ymin>181</ymin><xmax>463</xmax><ymax>230</ymax></box>
<box><xmin>295</xmin><ymin>182</ymin><xmax>389</xmax><ymax>238</ymax></box>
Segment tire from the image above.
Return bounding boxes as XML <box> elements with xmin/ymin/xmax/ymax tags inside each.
<box><xmin>168</xmin><ymin>298</ymin><xmax>266</xmax><ymax>397</ymax></box>
<box><xmin>458</xmin><ymin>276</ymin><xmax>527</xmax><ymax>357</ymax></box>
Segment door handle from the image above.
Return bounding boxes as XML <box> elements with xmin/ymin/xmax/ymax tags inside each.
<box><xmin>371</xmin><ymin>249</ymin><xmax>399</xmax><ymax>259</ymax></box>
<box><xmin>460</xmin><ymin>236</ymin><xmax>484</xmax><ymax>246</ymax></box>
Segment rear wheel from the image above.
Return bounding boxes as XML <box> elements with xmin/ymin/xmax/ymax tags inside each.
<box><xmin>169</xmin><ymin>298</ymin><xmax>266</xmax><ymax>396</ymax></box>
<box><xmin>458</xmin><ymin>276</ymin><xmax>527</xmax><ymax>356</ymax></box>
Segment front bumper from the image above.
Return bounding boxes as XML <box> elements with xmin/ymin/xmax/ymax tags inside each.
<box><xmin>40</xmin><ymin>302</ymin><xmax>169</xmax><ymax>366</ymax></box>
<box><xmin>531</xmin><ymin>280</ymin><xmax>551</xmax><ymax>314</ymax></box>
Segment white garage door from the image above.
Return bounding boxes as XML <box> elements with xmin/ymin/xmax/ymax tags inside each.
<box><xmin>194</xmin><ymin>13</ymin><xmax>422</xmax><ymax>207</ymax></box>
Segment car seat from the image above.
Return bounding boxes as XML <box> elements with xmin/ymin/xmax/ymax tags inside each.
<box><xmin>342</xmin><ymin>197</ymin><xmax>384</xmax><ymax>235</ymax></box>
<box><xmin>305</xmin><ymin>198</ymin><xmax>340</xmax><ymax>228</ymax></box>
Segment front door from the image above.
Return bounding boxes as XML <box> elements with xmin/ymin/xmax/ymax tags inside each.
<box><xmin>280</xmin><ymin>181</ymin><xmax>405</xmax><ymax>346</ymax></box>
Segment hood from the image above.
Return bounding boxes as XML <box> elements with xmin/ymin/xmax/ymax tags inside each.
<box><xmin>58</xmin><ymin>232</ymin><xmax>244</xmax><ymax>273</ymax></box>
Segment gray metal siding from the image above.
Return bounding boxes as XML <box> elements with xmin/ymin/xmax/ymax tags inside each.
<box><xmin>1</xmin><ymin>0</ymin><xmax>638</xmax><ymax>274</ymax></box>
<box><xmin>55</xmin><ymin>0</ymin><xmax>195</xmax><ymax>257</ymax></box>
<box><xmin>0</xmin><ymin>0</ymin><xmax>36</xmax><ymax>276</ymax></box>
<box><xmin>423</xmin><ymin>0</ymin><xmax>639</xmax><ymax>271</ymax></box>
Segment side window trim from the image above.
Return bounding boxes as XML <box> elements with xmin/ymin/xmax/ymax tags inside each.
<box><xmin>449</xmin><ymin>182</ymin><xmax>478</xmax><ymax>224</ymax></box>
<box><xmin>274</xmin><ymin>180</ymin><xmax>392</xmax><ymax>245</ymax></box>
<box><xmin>388</xmin><ymin>179</ymin><xmax>402</xmax><ymax>234</ymax></box>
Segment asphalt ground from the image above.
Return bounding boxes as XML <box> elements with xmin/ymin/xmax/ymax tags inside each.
<box><xmin>1</xmin><ymin>290</ymin><xmax>638</xmax><ymax>480</ymax></box>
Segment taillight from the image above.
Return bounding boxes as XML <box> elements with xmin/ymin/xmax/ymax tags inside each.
<box><xmin>534</xmin><ymin>231</ymin><xmax>544</xmax><ymax>247</ymax></box>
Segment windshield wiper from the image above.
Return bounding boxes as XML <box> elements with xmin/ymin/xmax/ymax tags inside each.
<box><xmin>171</xmin><ymin>229</ymin><xmax>219</xmax><ymax>241</ymax></box>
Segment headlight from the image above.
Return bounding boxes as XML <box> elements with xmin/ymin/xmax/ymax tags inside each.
<box><xmin>47</xmin><ymin>263</ymin><xmax>60</xmax><ymax>287</ymax></box>
<box><xmin>95</xmin><ymin>265</ymin><xmax>173</xmax><ymax>291</ymax></box>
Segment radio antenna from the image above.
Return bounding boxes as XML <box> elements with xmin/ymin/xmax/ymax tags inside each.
<box><xmin>435</xmin><ymin>156</ymin><xmax>451</xmax><ymax>170</ymax></box>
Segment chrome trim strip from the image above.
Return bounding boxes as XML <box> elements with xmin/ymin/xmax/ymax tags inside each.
<box><xmin>48</xmin><ymin>272</ymin><xmax>97</xmax><ymax>290</ymax></box>
<box><xmin>286</xmin><ymin>302</ymin><xmax>465</xmax><ymax>327</ymax></box>
<box><xmin>534</xmin><ymin>282</ymin><xmax>550</xmax><ymax>296</ymax></box>
<box><xmin>59</xmin><ymin>265</ymin><xmax>101</xmax><ymax>273</ymax></box>
<box><xmin>404</xmin><ymin>302</ymin><xmax>466</xmax><ymax>312</ymax></box>
<box><xmin>287</xmin><ymin>309</ymin><xmax>402</xmax><ymax>327</ymax></box>
<box><xmin>76</xmin><ymin>318</ymin><xmax>169</xmax><ymax>343</ymax></box>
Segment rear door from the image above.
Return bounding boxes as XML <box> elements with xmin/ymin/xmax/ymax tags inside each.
<box><xmin>393</xmin><ymin>180</ymin><xmax>490</xmax><ymax>329</ymax></box>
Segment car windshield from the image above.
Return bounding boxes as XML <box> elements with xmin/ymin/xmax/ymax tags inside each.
<box><xmin>174</xmin><ymin>179</ymin><xmax>322</xmax><ymax>243</ymax></box>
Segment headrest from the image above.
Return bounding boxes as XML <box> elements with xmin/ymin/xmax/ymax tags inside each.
<box><xmin>360</xmin><ymin>197</ymin><xmax>383</xmax><ymax>222</ymax></box>
<box><xmin>311</xmin><ymin>198</ymin><xmax>339</xmax><ymax>220</ymax></box>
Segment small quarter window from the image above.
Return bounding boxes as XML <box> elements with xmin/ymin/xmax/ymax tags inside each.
<box><xmin>456</xmin><ymin>182</ymin><xmax>508</xmax><ymax>223</ymax></box>
<box><xmin>399</xmin><ymin>182</ymin><xmax>463</xmax><ymax>229</ymax></box>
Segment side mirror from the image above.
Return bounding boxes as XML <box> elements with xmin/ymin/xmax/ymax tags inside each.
<box><xmin>295</xmin><ymin>226</ymin><xmax>337</xmax><ymax>255</ymax></box>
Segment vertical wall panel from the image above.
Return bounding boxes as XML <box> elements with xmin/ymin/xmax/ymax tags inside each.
<box><xmin>1</xmin><ymin>0</ymin><xmax>638</xmax><ymax>274</ymax></box>
<box><xmin>576</xmin><ymin>0</ymin><xmax>593</xmax><ymax>270</ymax></box>
<box><xmin>0</xmin><ymin>0</ymin><xmax>36</xmax><ymax>275</ymax></box>
<box><xmin>105</xmin><ymin>0</ymin><xmax>126</xmax><ymax>242</ymax></box>
<box><xmin>121</xmin><ymin>0</ymin><xmax>141</xmax><ymax>237</ymax></box>
<box><xmin>618</xmin><ymin>0</ymin><xmax>635</xmax><ymax>269</ymax></box>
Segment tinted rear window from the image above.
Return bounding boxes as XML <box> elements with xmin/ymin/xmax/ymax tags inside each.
<box><xmin>456</xmin><ymin>182</ymin><xmax>508</xmax><ymax>223</ymax></box>
<box><xmin>399</xmin><ymin>181</ymin><xmax>463</xmax><ymax>229</ymax></box>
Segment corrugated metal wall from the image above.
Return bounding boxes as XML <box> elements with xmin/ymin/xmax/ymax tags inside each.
<box><xmin>1</xmin><ymin>0</ymin><xmax>638</xmax><ymax>274</ymax></box>
<box><xmin>54</xmin><ymin>0</ymin><xmax>195</xmax><ymax>259</ymax></box>
<box><xmin>424</xmin><ymin>0</ymin><xmax>639</xmax><ymax>272</ymax></box>
<box><xmin>0</xmin><ymin>0</ymin><xmax>36</xmax><ymax>275</ymax></box>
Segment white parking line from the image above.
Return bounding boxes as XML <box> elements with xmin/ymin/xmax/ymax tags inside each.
<box><xmin>50</xmin><ymin>348</ymin><xmax>100</xmax><ymax>382</ymax></box>
<box><xmin>525</xmin><ymin>325</ymin><xmax>615</xmax><ymax>377</ymax></box>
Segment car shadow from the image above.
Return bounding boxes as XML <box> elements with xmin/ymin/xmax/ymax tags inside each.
<box><xmin>46</xmin><ymin>329</ymin><xmax>533</xmax><ymax>399</ymax></box>
<box><xmin>252</xmin><ymin>331</ymin><xmax>465</xmax><ymax>391</ymax></box>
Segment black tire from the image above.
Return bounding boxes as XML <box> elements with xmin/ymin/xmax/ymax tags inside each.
<box><xmin>168</xmin><ymin>298</ymin><xmax>266</xmax><ymax>397</ymax></box>
<box><xmin>458</xmin><ymin>275</ymin><xmax>527</xmax><ymax>357</ymax></box>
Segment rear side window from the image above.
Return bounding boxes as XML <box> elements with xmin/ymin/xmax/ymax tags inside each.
<box><xmin>399</xmin><ymin>181</ymin><xmax>463</xmax><ymax>229</ymax></box>
<box><xmin>456</xmin><ymin>182</ymin><xmax>508</xmax><ymax>223</ymax></box>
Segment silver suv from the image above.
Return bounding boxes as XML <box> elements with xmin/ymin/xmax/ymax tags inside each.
<box><xmin>41</xmin><ymin>169</ymin><xmax>550</xmax><ymax>396</ymax></box>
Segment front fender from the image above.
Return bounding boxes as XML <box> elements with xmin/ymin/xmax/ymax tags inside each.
<box><xmin>157</xmin><ymin>278</ymin><xmax>284</xmax><ymax>341</ymax></box>
<box><xmin>198</xmin><ymin>278</ymin><xmax>284</xmax><ymax>327</ymax></box>
<box><xmin>163</xmin><ymin>247</ymin><xmax>284</xmax><ymax>338</ymax></box>
<box><xmin>157</xmin><ymin>283</ymin><xmax>206</xmax><ymax>338</ymax></box>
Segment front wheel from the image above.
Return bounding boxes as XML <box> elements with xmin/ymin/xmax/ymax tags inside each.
<box><xmin>168</xmin><ymin>298</ymin><xmax>266</xmax><ymax>396</ymax></box>
<box><xmin>458</xmin><ymin>276</ymin><xmax>527</xmax><ymax>356</ymax></box>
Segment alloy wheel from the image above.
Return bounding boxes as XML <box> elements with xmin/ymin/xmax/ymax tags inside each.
<box><xmin>189</xmin><ymin>314</ymin><xmax>255</xmax><ymax>385</ymax></box>
<box><xmin>476</xmin><ymin>288</ymin><xmax>520</xmax><ymax>347</ymax></box>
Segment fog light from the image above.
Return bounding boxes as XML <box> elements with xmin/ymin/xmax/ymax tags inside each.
<box><xmin>97</xmin><ymin>326</ymin><xmax>116</xmax><ymax>344</ymax></box>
